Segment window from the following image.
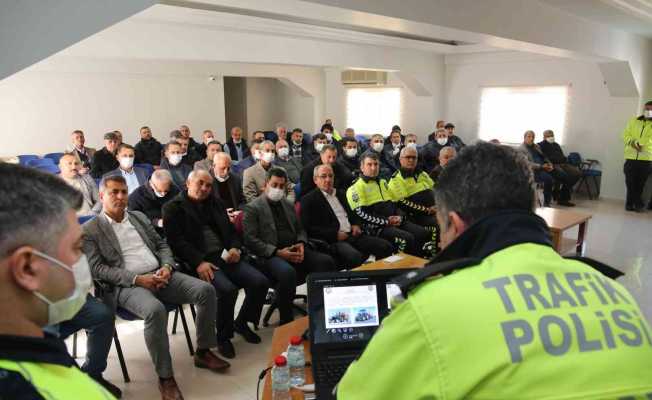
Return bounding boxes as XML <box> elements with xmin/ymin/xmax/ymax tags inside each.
<box><xmin>478</xmin><ymin>85</ymin><xmax>569</xmax><ymax>144</ymax></box>
<box><xmin>346</xmin><ymin>87</ymin><xmax>401</xmax><ymax>136</ymax></box>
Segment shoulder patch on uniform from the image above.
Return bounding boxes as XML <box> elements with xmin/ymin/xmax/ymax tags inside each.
<box><xmin>564</xmin><ymin>256</ymin><xmax>624</xmax><ymax>279</ymax></box>
<box><xmin>391</xmin><ymin>257</ymin><xmax>481</xmax><ymax>299</ymax></box>
<box><xmin>351</xmin><ymin>191</ymin><xmax>359</xmax><ymax>203</ymax></box>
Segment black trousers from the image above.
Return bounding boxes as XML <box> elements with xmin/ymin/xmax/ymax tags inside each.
<box><xmin>260</xmin><ymin>248</ymin><xmax>336</xmax><ymax>324</ymax></box>
<box><xmin>331</xmin><ymin>234</ymin><xmax>394</xmax><ymax>269</ymax></box>
<box><xmin>380</xmin><ymin>221</ymin><xmax>430</xmax><ymax>257</ymax></box>
<box><xmin>209</xmin><ymin>259</ymin><xmax>270</xmax><ymax>341</ymax></box>
<box><xmin>551</xmin><ymin>164</ymin><xmax>582</xmax><ymax>201</ymax></box>
<box><xmin>624</xmin><ymin>159</ymin><xmax>651</xmax><ymax>208</ymax></box>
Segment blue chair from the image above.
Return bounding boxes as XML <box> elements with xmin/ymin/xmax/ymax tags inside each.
<box><xmin>34</xmin><ymin>164</ymin><xmax>60</xmax><ymax>174</ymax></box>
<box><xmin>44</xmin><ymin>152</ymin><xmax>65</xmax><ymax>165</ymax></box>
<box><xmin>302</xmin><ymin>133</ymin><xmax>313</xmax><ymax>145</ymax></box>
<box><xmin>264</xmin><ymin>131</ymin><xmax>278</xmax><ymax>142</ymax></box>
<box><xmin>18</xmin><ymin>155</ymin><xmax>40</xmax><ymax>165</ymax></box>
<box><xmin>77</xmin><ymin>215</ymin><xmax>95</xmax><ymax>225</ymax></box>
<box><xmin>27</xmin><ymin>158</ymin><xmax>56</xmax><ymax>167</ymax></box>
<box><xmin>568</xmin><ymin>152</ymin><xmax>602</xmax><ymax>200</ymax></box>
<box><xmin>135</xmin><ymin>163</ymin><xmax>154</xmax><ymax>178</ymax></box>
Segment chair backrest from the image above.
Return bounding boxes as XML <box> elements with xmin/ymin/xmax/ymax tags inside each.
<box><xmin>233</xmin><ymin>210</ymin><xmax>245</xmax><ymax>236</ymax></box>
<box><xmin>567</xmin><ymin>152</ymin><xmax>582</xmax><ymax>166</ymax></box>
<box><xmin>78</xmin><ymin>215</ymin><xmax>95</xmax><ymax>225</ymax></box>
<box><xmin>294</xmin><ymin>201</ymin><xmax>301</xmax><ymax>219</ymax></box>
<box><xmin>294</xmin><ymin>182</ymin><xmax>301</xmax><ymax>199</ymax></box>
<box><xmin>35</xmin><ymin>164</ymin><xmax>60</xmax><ymax>174</ymax></box>
<box><xmin>18</xmin><ymin>154</ymin><xmax>40</xmax><ymax>165</ymax></box>
<box><xmin>27</xmin><ymin>158</ymin><xmax>56</xmax><ymax>167</ymax></box>
<box><xmin>302</xmin><ymin>132</ymin><xmax>313</xmax><ymax>145</ymax></box>
<box><xmin>44</xmin><ymin>152</ymin><xmax>64</xmax><ymax>164</ymax></box>
<box><xmin>355</xmin><ymin>134</ymin><xmax>370</xmax><ymax>146</ymax></box>
<box><xmin>135</xmin><ymin>163</ymin><xmax>154</xmax><ymax>177</ymax></box>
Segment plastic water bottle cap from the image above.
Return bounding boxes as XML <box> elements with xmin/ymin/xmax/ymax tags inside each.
<box><xmin>274</xmin><ymin>355</ymin><xmax>287</xmax><ymax>366</ymax></box>
<box><xmin>290</xmin><ymin>336</ymin><xmax>302</xmax><ymax>346</ymax></box>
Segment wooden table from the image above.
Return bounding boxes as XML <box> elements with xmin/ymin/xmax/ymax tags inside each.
<box><xmin>261</xmin><ymin>253</ymin><xmax>428</xmax><ymax>400</ymax></box>
<box><xmin>535</xmin><ymin>207</ymin><xmax>592</xmax><ymax>255</ymax></box>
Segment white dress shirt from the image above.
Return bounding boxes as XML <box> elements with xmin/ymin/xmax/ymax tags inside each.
<box><xmin>321</xmin><ymin>189</ymin><xmax>351</xmax><ymax>233</ymax></box>
<box><xmin>103</xmin><ymin>212</ymin><xmax>159</xmax><ymax>275</ymax></box>
<box><xmin>120</xmin><ymin>168</ymin><xmax>140</xmax><ymax>195</ymax></box>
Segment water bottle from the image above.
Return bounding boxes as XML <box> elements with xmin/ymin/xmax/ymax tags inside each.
<box><xmin>287</xmin><ymin>335</ymin><xmax>306</xmax><ymax>386</ymax></box>
<box><xmin>272</xmin><ymin>355</ymin><xmax>290</xmax><ymax>400</ymax></box>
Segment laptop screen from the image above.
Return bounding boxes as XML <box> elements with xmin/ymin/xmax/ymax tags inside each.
<box><xmin>308</xmin><ymin>269</ymin><xmax>414</xmax><ymax>346</ymax></box>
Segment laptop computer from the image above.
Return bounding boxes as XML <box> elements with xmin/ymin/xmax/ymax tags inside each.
<box><xmin>307</xmin><ymin>269</ymin><xmax>415</xmax><ymax>400</ymax></box>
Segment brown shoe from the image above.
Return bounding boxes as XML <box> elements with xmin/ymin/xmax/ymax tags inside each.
<box><xmin>158</xmin><ymin>377</ymin><xmax>184</xmax><ymax>400</ymax></box>
<box><xmin>194</xmin><ymin>349</ymin><xmax>230</xmax><ymax>372</ymax></box>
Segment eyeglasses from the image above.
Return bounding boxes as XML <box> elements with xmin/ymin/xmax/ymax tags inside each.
<box><xmin>317</xmin><ymin>174</ymin><xmax>334</xmax><ymax>179</ymax></box>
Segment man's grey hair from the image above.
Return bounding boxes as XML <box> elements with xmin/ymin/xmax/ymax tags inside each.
<box><xmin>320</xmin><ymin>144</ymin><xmax>337</xmax><ymax>155</ymax></box>
<box><xmin>261</xmin><ymin>140</ymin><xmax>275</xmax><ymax>149</ymax></box>
<box><xmin>371</xmin><ymin>134</ymin><xmax>384</xmax><ymax>141</ymax></box>
<box><xmin>435</xmin><ymin>142</ymin><xmax>534</xmax><ymax>226</ymax></box>
<box><xmin>439</xmin><ymin>146</ymin><xmax>457</xmax><ymax>158</ymax></box>
<box><xmin>151</xmin><ymin>169</ymin><xmax>172</xmax><ymax>183</ymax></box>
<box><xmin>275</xmin><ymin>122</ymin><xmax>288</xmax><ymax>130</ymax></box>
<box><xmin>313</xmin><ymin>163</ymin><xmax>333</xmax><ymax>178</ymax></box>
<box><xmin>213</xmin><ymin>152</ymin><xmax>231</xmax><ymax>164</ymax></box>
<box><xmin>406</xmin><ymin>133</ymin><xmax>418</xmax><ymax>140</ymax></box>
<box><xmin>400</xmin><ymin>146</ymin><xmax>417</xmax><ymax>158</ymax></box>
<box><xmin>187</xmin><ymin>169</ymin><xmax>213</xmax><ymax>183</ymax></box>
<box><xmin>169</xmin><ymin>129</ymin><xmax>183</xmax><ymax>139</ymax></box>
<box><xmin>0</xmin><ymin>164</ymin><xmax>82</xmax><ymax>256</ymax></box>
<box><xmin>99</xmin><ymin>175</ymin><xmax>127</xmax><ymax>193</ymax></box>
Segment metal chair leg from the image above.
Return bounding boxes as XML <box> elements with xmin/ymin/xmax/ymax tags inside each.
<box><xmin>72</xmin><ymin>331</ymin><xmax>78</xmax><ymax>359</ymax></box>
<box><xmin>178</xmin><ymin>306</ymin><xmax>194</xmax><ymax>356</ymax></box>
<box><xmin>113</xmin><ymin>329</ymin><xmax>130</xmax><ymax>383</ymax></box>
<box><xmin>172</xmin><ymin>308</ymin><xmax>179</xmax><ymax>335</ymax></box>
<box><xmin>190</xmin><ymin>304</ymin><xmax>197</xmax><ymax>321</ymax></box>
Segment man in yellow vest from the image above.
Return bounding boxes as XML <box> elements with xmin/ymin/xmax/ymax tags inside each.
<box><xmin>337</xmin><ymin>142</ymin><xmax>652</xmax><ymax>399</ymax></box>
<box><xmin>622</xmin><ymin>100</ymin><xmax>652</xmax><ymax>212</ymax></box>
<box><xmin>0</xmin><ymin>164</ymin><xmax>115</xmax><ymax>399</ymax></box>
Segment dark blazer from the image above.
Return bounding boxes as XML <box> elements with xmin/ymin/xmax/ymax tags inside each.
<box><xmin>243</xmin><ymin>196</ymin><xmax>307</xmax><ymax>258</ymax></box>
<box><xmin>289</xmin><ymin>142</ymin><xmax>313</xmax><ymax>166</ymax></box>
<box><xmin>538</xmin><ymin>140</ymin><xmax>567</xmax><ymax>164</ymax></box>
<box><xmin>90</xmin><ymin>147</ymin><xmax>119</xmax><ymax>179</ymax></box>
<box><xmin>210</xmin><ymin>172</ymin><xmax>245</xmax><ymax>210</ymax></box>
<box><xmin>128</xmin><ymin>183</ymin><xmax>179</xmax><ymax>233</ymax></box>
<box><xmin>299</xmin><ymin>158</ymin><xmax>354</xmax><ymax>198</ymax></box>
<box><xmin>382</xmin><ymin>144</ymin><xmax>402</xmax><ymax>173</ymax></box>
<box><xmin>159</xmin><ymin>158</ymin><xmax>192</xmax><ymax>190</ymax></box>
<box><xmin>134</xmin><ymin>138</ymin><xmax>163</xmax><ymax>166</ymax></box>
<box><xmin>300</xmin><ymin>188</ymin><xmax>361</xmax><ymax>244</ymax></box>
<box><xmin>103</xmin><ymin>166</ymin><xmax>149</xmax><ymax>189</ymax></box>
<box><xmin>163</xmin><ymin>192</ymin><xmax>241</xmax><ymax>270</ymax></box>
<box><xmin>225</xmin><ymin>139</ymin><xmax>250</xmax><ymax>162</ymax></box>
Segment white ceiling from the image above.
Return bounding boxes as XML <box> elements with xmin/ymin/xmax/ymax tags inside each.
<box><xmin>540</xmin><ymin>0</ymin><xmax>652</xmax><ymax>38</ymax></box>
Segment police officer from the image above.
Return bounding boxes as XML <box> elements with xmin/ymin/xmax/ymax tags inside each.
<box><xmin>338</xmin><ymin>142</ymin><xmax>652</xmax><ymax>399</ymax></box>
<box><xmin>622</xmin><ymin>100</ymin><xmax>652</xmax><ymax>212</ymax></box>
<box><xmin>346</xmin><ymin>152</ymin><xmax>430</xmax><ymax>257</ymax></box>
<box><xmin>0</xmin><ymin>164</ymin><xmax>116</xmax><ymax>399</ymax></box>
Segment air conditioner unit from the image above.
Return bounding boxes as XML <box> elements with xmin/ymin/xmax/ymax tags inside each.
<box><xmin>341</xmin><ymin>70</ymin><xmax>388</xmax><ymax>86</ymax></box>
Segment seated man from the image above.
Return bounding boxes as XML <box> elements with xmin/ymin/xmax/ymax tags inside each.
<box><xmin>196</xmin><ymin>129</ymin><xmax>216</xmax><ymax>160</ymax></box>
<box><xmin>134</xmin><ymin>126</ymin><xmax>163</xmax><ymax>167</ymax></box>
<box><xmin>103</xmin><ymin>144</ymin><xmax>149</xmax><ymax>195</ymax></box>
<box><xmin>364</xmin><ymin>134</ymin><xmax>392</xmax><ymax>179</ymax></box>
<box><xmin>231</xmin><ymin>140</ymin><xmax>261</xmax><ymax>176</ymax></box>
<box><xmin>347</xmin><ymin>153</ymin><xmax>430</xmax><ymax>257</ymax></box>
<box><xmin>211</xmin><ymin>152</ymin><xmax>246</xmax><ymax>212</ymax></box>
<box><xmin>305</xmin><ymin>133</ymin><xmax>328</xmax><ymax>164</ymax></box>
<box><xmin>224</xmin><ymin>126</ymin><xmax>250</xmax><ymax>164</ymax></box>
<box><xmin>90</xmin><ymin>131</ymin><xmax>120</xmax><ymax>179</ymax></box>
<box><xmin>59</xmin><ymin>153</ymin><xmax>101</xmax><ymax>216</ymax></box>
<box><xmin>252</xmin><ymin>130</ymin><xmax>265</xmax><ymax>142</ymax></box>
<box><xmin>404</xmin><ymin>133</ymin><xmax>418</xmax><ymax>149</ymax></box>
<box><xmin>339</xmin><ymin>137</ymin><xmax>362</xmax><ymax>176</ymax></box>
<box><xmin>427</xmin><ymin>120</ymin><xmax>447</xmax><ymax>142</ymax></box>
<box><xmin>301</xmin><ymin>164</ymin><xmax>393</xmax><ymax>269</ymax></box>
<box><xmin>193</xmin><ymin>140</ymin><xmax>223</xmax><ymax>171</ymax></box>
<box><xmin>382</xmin><ymin>130</ymin><xmax>403</xmax><ymax>173</ymax></box>
<box><xmin>538</xmin><ymin>129</ymin><xmax>582</xmax><ymax>206</ymax></box>
<box><xmin>520</xmin><ymin>130</ymin><xmax>555</xmax><ymax>207</ymax></box>
<box><xmin>444</xmin><ymin>122</ymin><xmax>466</xmax><ymax>151</ymax></box>
<box><xmin>300</xmin><ymin>144</ymin><xmax>353</xmax><ymax>198</ymax></box>
<box><xmin>419</xmin><ymin>129</ymin><xmax>449</xmax><ymax>172</ymax></box>
<box><xmin>430</xmin><ymin>146</ymin><xmax>457</xmax><ymax>183</ymax></box>
<box><xmin>274</xmin><ymin>139</ymin><xmax>302</xmax><ymax>184</ymax></box>
<box><xmin>388</xmin><ymin>146</ymin><xmax>438</xmax><ymax>254</ymax></box>
<box><xmin>343</xmin><ymin>127</ymin><xmax>367</xmax><ymax>152</ymax></box>
<box><xmin>67</xmin><ymin>129</ymin><xmax>96</xmax><ymax>173</ymax></box>
<box><xmin>0</xmin><ymin>164</ymin><xmax>117</xmax><ymax>400</ymax></box>
<box><xmin>243</xmin><ymin>167</ymin><xmax>336</xmax><ymax>324</ymax></box>
<box><xmin>289</xmin><ymin>128</ymin><xmax>311</xmax><ymax>165</ymax></box>
<box><xmin>83</xmin><ymin>175</ymin><xmax>228</xmax><ymax>400</ymax></box>
<box><xmin>243</xmin><ymin>140</ymin><xmax>295</xmax><ymax>203</ymax></box>
<box><xmin>179</xmin><ymin>124</ymin><xmax>201</xmax><ymax>153</ymax></box>
<box><xmin>163</xmin><ymin>170</ymin><xmax>269</xmax><ymax>359</ymax></box>
<box><xmin>170</xmin><ymin>130</ymin><xmax>201</xmax><ymax>167</ymax></box>
<box><xmin>159</xmin><ymin>140</ymin><xmax>192</xmax><ymax>190</ymax></box>
<box><xmin>128</xmin><ymin>169</ymin><xmax>179</xmax><ymax>237</ymax></box>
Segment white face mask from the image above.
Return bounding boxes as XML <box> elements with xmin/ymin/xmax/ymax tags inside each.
<box><xmin>293</xmin><ymin>140</ymin><xmax>302</xmax><ymax>146</ymax></box>
<box><xmin>168</xmin><ymin>154</ymin><xmax>183</xmax><ymax>166</ymax></box>
<box><xmin>407</xmin><ymin>142</ymin><xmax>417</xmax><ymax>149</ymax></box>
<box><xmin>315</xmin><ymin>143</ymin><xmax>325</xmax><ymax>152</ymax></box>
<box><xmin>325</xmin><ymin>133</ymin><xmax>333</xmax><ymax>142</ymax></box>
<box><xmin>216</xmin><ymin>174</ymin><xmax>229</xmax><ymax>182</ymax></box>
<box><xmin>205</xmin><ymin>137</ymin><xmax>214</xmax><ymax>145</ymax></box>
<box><xmin>151</xmin><ymin>183</ymin><xmax>167</xmax><ymax>198</ymax></box>
<box><xmin>646</xmin><ymin>109</ymin><xmax>652</xmax><ymax>119</ymax></box>
<box><xmin>545</xmin><ymin>137</ymin><xmax>555</xmax><ymax>144</ymax></box>
<box><xmin>266</xmin><ymin>187</ymin><xmax>285</xmax><ymax>202</ymax></box>
<box><xmin>277</xmin><ymin>147</ymin><xmax>289</xmax><ymax>158</ymax></box>
<box><xmin>437</xmin><ymin>138</ymin><xmax>448</xmax><ymax>146</ymax></box>
<box><xmin>119</xmin><ymin>157</ymin><xmax>134</xmax><ymax>170</ymax></box>
<box><xmin>261</xmin><ymin>152</ymin><xmax>275</xmax><ymax>163</ymax></box>
<box><xmin>32</xmin><ymin>251</ymin><xmax>92</xmax><ymax>325</ymax></box>
<box><xmin>372</xmin><ymin>142</ymin><xmax>384</xmax><ymax>152</ymax></box>
<box><xmin>344</xmin><ymin>148</ymin><xmax>358</xmax><ymax>158</ymax></box>
<box><xmin>233</xmin><ymin>138</ymin><xmax>241</xmax><ymax>144</ymax></box>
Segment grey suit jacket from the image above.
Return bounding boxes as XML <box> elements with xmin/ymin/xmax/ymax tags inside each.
<box><xmin>242</xmin><ymin>162</ymin><xmax>295</xmax><ymax>203</ymax></box>
<box><xmin>243</xmin><ymin>195</ymin><xmax>307</xmax><ymax>258</ymax></box>
<box><xmin>82</xmin><ymin>210</ymin><xmax>175</xmax><ymax>289</ymax></box>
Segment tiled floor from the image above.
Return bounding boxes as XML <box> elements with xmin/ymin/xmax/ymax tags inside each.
<box><xmin>67</xmin><ymin>197</ymin><xmax>652</xmax><ymax>400</ymax></box>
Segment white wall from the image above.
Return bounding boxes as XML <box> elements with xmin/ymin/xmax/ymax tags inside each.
<box><xmin>245</xmin><ymin>78</ymin><xmax>282</xmax><ymax>133</ymax></box>
<box><xmin>445</xmin><ymin>52</ymin><xmax>639</xmax><ymax>200</ymax></box>
<box><xmin>278</xmin><ymin>82</ymin><xmax>315</xmax><ymax>133</ymax></box>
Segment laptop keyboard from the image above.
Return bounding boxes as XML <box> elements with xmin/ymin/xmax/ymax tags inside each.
<box><xmin>314</xmin><ymin>358</ymin><xmax>355</xmax><ymax>388</ymax></box>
